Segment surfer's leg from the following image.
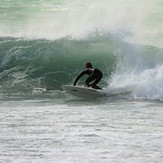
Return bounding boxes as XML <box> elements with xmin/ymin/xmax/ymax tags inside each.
<box><xmin>91</xmin><ymin>72</ymin><xmax>103</xmax><ymax>89</ymax></box>
<box><xmin>85</xmin><ymin>75</ymin><xmax>96</xmax><ymax>86</ymax></box>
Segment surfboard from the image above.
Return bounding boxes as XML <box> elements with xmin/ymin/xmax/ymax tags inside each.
<box><xmin>62</xmin><ymin>85</ymin><xmax>106</xmax><ymax>98</ymax></box>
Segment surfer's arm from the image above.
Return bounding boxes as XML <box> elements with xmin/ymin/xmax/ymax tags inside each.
<box><xmin>73</xmin><ymin>71</ymin><xmax>85</xmax><ymax>86</ymax></box>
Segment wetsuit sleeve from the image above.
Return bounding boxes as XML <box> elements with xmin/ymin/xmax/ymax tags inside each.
<box><xmin>73</xmin><ymin>71</ymin><xmax>86</xmax><ymax>86</ymax></box>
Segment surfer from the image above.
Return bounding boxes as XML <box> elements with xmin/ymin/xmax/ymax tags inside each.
<box><xmin>73</xmin><ymin>62</ymin><xmax>103</xmax><ymax>90</ymax></box>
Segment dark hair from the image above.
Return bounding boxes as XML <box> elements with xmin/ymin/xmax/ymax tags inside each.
<box><xmin>85</xmin><ymin>62</ymin><xmax>93</xmax><ymax>68</ymax></box>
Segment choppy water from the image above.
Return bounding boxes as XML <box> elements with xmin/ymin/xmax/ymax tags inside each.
<box><xmin>0</xmin><ymin>99</ymin><xmax>163</xmax><ymax>163</ymax></box>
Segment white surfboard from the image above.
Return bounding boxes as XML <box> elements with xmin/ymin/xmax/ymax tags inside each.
<box><xmin>62</xmin><ymin>85</ymin><xmax>106</xmax><ymax>98</ymax></box>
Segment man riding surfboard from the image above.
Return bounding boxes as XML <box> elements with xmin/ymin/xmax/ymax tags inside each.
<box><xmin>73</xmin><ymin>62</ymin><xmax>103</xmax><ymax>90</ymax></box>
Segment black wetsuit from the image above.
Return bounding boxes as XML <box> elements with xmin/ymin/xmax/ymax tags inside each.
<box><xmin>73</xmin><ymin>68</ymin><xmax>103</xmax><ymax>90</ymax></box>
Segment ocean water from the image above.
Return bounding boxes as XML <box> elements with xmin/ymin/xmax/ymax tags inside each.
<box><xmin>0</xmin><ymin>0</ymin><xmax>163</xmax><ymax>162</ymax></box>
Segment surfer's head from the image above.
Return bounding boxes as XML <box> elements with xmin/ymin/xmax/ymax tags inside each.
<box><xmin>85</xmin><ymin>62</ymin><xmax>93</xmax><ymax>68</ymax></box>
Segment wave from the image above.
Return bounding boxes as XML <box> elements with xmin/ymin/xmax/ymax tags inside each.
<box><xmin>0</xmin><ymin>0</ymin><xmax>163</xmax><ymax>101</ymax></box>
<box><xmin>0</xmin><ymin>33</ymin><xmax>163</xmax><ymax>101</ymax></box>
<box><xmin>107</xmin><ymin>40</ymin><xmax>163</xmax><ymax>101</ymax></box>
<box><xmin>0</xmin><ymin>34</ymin><xmax>115</xmax><ymax>93</ymax></box>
